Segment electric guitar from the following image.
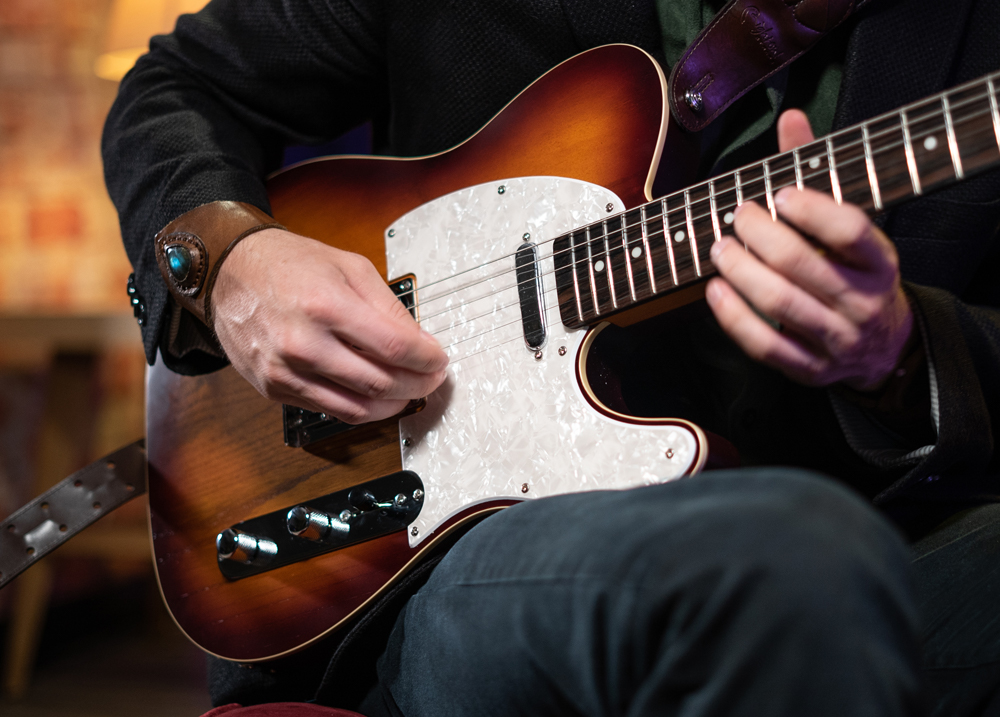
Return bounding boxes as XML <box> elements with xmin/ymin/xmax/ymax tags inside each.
<box><xmin>139</xmin><ymin>44</ymin><xmax>1000</xmax><ymax>663</ymax></box>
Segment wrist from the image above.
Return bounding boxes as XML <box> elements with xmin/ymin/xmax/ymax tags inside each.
<box><xmin>154</xmin><ymin>201</ymin><xmax>284</xmax><ymax>331</ymax></box>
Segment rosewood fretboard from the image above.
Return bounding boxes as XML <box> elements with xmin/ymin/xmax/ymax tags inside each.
<box><xmin>553</xmin><ymin>71</ymin><xmax>1000</xmax><ymax>329</ymax></box>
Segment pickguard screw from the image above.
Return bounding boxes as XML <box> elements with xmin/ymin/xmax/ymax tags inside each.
<box><xmin>402</xmin><ymin>438</ymin><xmax>412</xmax><ymax>447</ymax></box>
<box><xmin>684</xmin><ymin>89</ymin><xmax>704</xmax><ymax>112</ymax></box>
<box><xmin>412</xmin><ymin>489</ymin><xmax>424</xmax><ymax>501</ymax></box>
<box><xmin>411</xmin><ymin>526</ymin><xmax>419</xmax><ymax>536</ymax></box>
<box><xmin>339</xmin><ymin>509</ymin><xmax>353</xmax><ymax>522</ymax></box>
<box><xmin>402</xmin><ymin>279</ymin><xmax>412</xmax><ymax>290</ymax></box>
<box><xmin>665</xmin><ymin>448</ymin><xmax>675</xmax><ymax>459</ymax></box>
<box><xmin>534</xmin><ymin>350</ymin><xmax>543</xmax><ymax>360</ymax></box>
<box><xmin>498</xmin><ymin>185</ymin><xmax>506</xmax><ymax>194</ymax></box>
<box><xmin>558</xmin><ymin>346</ymin><xmax>567</xmax><ymax>356</ymax></box>
<box><xmin>606</xmin><ymin>203</ymin><xmax>614</xmax><ymax>212</ymax></box>
<box><xmin>388</xmin><ymin>228</ymin><xmax>395</xmax><ymax>237</ymax></box>
<box><xmin>523</xmin><ymin>232</ymin><xmax>530</xmax><ymax>240</ymax></box>
<box><xmin>521</xmin><ymin>483</ymin><xmax>529</xmax><ymax>493</ymax></box>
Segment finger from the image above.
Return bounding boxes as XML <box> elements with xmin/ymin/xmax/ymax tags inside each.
<box><xmin>314</xmin><ymin>261</ymin><xmax>449</xmax><ymax>375</ymax></box>
<box><xmin>705</xmin><ymin>278</ymin><xmax>829</xmax><ymax>384</ymax></box>
<box><xmin>732</xmin><ymin>201</ymin><xmax>855</xmax><ymax>302</ymax></box>
<box><xmin>777</xmin><ymin>109</ymin><xmax>815</xmax><ymax>152</ymax></box>
<box><xmin>285</xmin><ymin>331</ymin><xmax>447</xmax><ymax>402</ymax></box>
<box><xmin>772</xmin><ymin>187</ymin><xmax>896</xmax><ymax>273</ymax></box>
<box><xmin>709</xmin><ymin>236</ymin><xmax>853</xmax><ymax>353</ymax></box>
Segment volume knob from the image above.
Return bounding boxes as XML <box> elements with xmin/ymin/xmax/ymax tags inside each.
<box><xmin>216</xmin><ymin>529</ymin><xmax>277</xmax><ymax>564</ymax></box>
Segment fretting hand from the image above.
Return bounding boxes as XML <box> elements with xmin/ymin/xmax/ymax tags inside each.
<box><xmin>211</xmin><ymin>228</ymin><xmax>449</xmax><ymax>424</ymax></box>
<box><xmin>705</xmin><ymin>109</ymin><xmax>914</xmax><ymax>391</ymax></box>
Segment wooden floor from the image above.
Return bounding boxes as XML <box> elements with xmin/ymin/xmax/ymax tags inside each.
<box><xmin>0</xmin><ymin>577</ymin><xmax>212</xmax><ymax>717</ymax></box>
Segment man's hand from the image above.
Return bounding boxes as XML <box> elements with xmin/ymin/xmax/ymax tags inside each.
<box><xmin>705</xmin><ymin>110</ymin><xmax>914</xmax><ymax>391</ymax></box>
<box><xmin>211</xmin><ymin>228</ymin><xmax>449</xmax><ymax>423</ymax></box>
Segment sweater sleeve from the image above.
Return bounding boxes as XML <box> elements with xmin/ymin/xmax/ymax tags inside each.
<box><xmin>102</xmin><ymin>0</ymin><xmax>387</xmax><ymax>371</ymax></box>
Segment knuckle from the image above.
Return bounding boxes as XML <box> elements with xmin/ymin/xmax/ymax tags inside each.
<box><xmin>378</xmin><ymin>331</ymin><xmax>412</xmax><ymax>365</ymax></box>
<box><xmin>360</xmin><ymin>372</ymin><xmax>394</xmax><ymax>400</ymax></box>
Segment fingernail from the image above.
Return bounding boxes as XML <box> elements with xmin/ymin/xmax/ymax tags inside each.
<box><xmin>774</xmin><ymin>187</ymin><xmax>794</xmax><ymax>206</ymax></box>
<box><xmin>710</xmin><ymin>239</ymin><xmax>724</xmax><ymax>261</ymax></box>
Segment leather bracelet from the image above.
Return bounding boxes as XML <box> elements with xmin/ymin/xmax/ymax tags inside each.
<box><xmin>154</xmin><ymin>201</ymin><xmax>284</xmax><ymax>330</ymax></box>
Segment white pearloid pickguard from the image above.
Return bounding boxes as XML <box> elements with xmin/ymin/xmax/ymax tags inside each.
<box><xmin>386</xmin><ymin>177</ymin><xmax>704</xmax><ymax>547</ymax></box>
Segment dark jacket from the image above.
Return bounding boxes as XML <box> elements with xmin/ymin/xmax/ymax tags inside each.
<box><xmin>102</xmin><ymin>0</ymin><xmax>1000</xmax><ymax>510</ymax></box>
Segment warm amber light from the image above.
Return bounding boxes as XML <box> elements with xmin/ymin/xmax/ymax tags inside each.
<box><xmin>95</xmin><ymin>0</ymin><xmax>209</xmax><ymax>81</ymax></box>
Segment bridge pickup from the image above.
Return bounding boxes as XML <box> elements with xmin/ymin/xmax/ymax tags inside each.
<box><xmin>515</xmin><ymin>242</ymin><xmax>546</xmax><ymax>350</ymax></box>
<box><xmin>216</xmin><ymin>471</ymin><xmax>424</xmax><ymax>580</ymax></box>
<box><xmin>282</xmin><ymin>274</ymin><xmax>420</xmax><ymax>447</ymax></box>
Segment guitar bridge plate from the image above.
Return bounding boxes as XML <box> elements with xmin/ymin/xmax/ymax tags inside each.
<box><xmin>216</xmin><ymin>471</ymin><xmax>424</xmax><ymax>580</ymax></box>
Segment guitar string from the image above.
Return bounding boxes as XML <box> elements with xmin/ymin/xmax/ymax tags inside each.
<box><xmin>419</xmin><ymin>109</ymin><xmax>998</xmax><ymax>335</ymax></box>
<box><xmin>432</xmin><ymin>117</ymin><xmax>999</xmax><ymax>357</ymax></box>
<box><xmin>409</xmin><ymin>93</ymin><xmax>998</xmax><ymax>324</ymax></box>
<box><xmin>390</xmin><ymin>79</ymin><xmax>998</xmax><ymax>314</ymax></box>
<box><xmin>428</xmin><ymin>114</ymin><xmax>998</xmax><ymax>344</ymax></box>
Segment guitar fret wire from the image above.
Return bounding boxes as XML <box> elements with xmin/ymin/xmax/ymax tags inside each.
<box><xmin>640</xmin><ymin>205</ymin><xmax>657</xmax><ymax>294</ymax></box>
<box><xmin>663</xmin><ymin>198</ymin><xmax>679</xmax><ymax>285</ymax></box>
<box><xmin>826</xmin><ymin>137</ymin><xmax>842</xmax><ymax>205</ymax></box>
<box><xmin>393</xmin><ymin>76</ymin><xmax>998</xmax><ymax>311</ymax></box>
<box><xmin>602</xmin><ymin>219</ymin><xmax>618</xmax><ymax>309</ymax></box>
<box><xmin>570</xmin><ymin>231</ymin><xmax>584</xmax><ymax>323</ymax></box>
<box><xmin>409</xmin><ymin>92</ymin><xmax>997</xmax><ymax>320</ymax></box>
<box><xmin>793</xmin><ymin>148</ymin><xmax>803</xmax><ymax>190</ymax></box>
<box><xmin>683</xmin><ymin>190</ymin><xmax>701</xmax><ymax>277</ymax></box>
<box><xmin>708</xmin><ymin>181</ymin><xmax>722</xmax><ymax>242</ymax></box>
<box><xmin>763</xmin><ymin>159</ymin><xmax>777</xmax><ymax>220</ymax></box>
<box><xmin>900</xmin><ymin>109</ymin><xmax>922</xmax><ymax>196</ymax></box>
<box><xmin>861</xmin><ymin>124</ymin><xmax>883</xmax><ymax>211</ymax></box>
<box><xmin>419</xmin><ymin>111</ymin><xmax>998</xmax><ymax>328</ymax></box>
<box><xmin>620</xmin><ymin>216</ymin><xmax>638</xmax><ymax>302</ymax></box>
<box><xmin>585</xmin><ymin>225</ymin><xmax>600</xmax><ymax>315</ymax></box>
<box><xmin>942</xmin><ymin>95</ymin><xmax>965</xmax><ymax>180</ymax></box>
<box><xmin>990</xmin><ymin>78</ymin><xmax>1000</xmax><ymax>152</ymax></box>
<box><xmin>734</xmin><ymin>169</ymin><xmax>744</xmax><ymax>206</ymax></box>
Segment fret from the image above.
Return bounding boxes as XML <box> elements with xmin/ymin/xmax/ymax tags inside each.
<box><xmin>588</xmin><ymin>224</ymin><xmax>616</xmax><ymax>315</ymax></box>
<box><xmin>570</xmin><ymin>229</ymin><xmax>596</xmax><ymax>321</ymax></box>
<box><xmin>600</xmin><ymin>220</ymin><xmax>618</xmax><ymax>310</ymax></box>
<box><xmin>793</xmin><ymin>148</ymin><xmax>804</xmax><ymax>190</ymax></box>
<box><xmin>900</xmin><ymin>110</ymin><xmax>923</xmax><ymax>196</ymax></box>
<box><xmin>861</xmin><ymin>124</ymin><xmax>883</xmax><ymax>211</ymax></box>
<box><xmin>604</xmin><ymin>215</ymin><xmax>633</xmax><ymax>307</ymax></box>
<box><xmin>908</xmin><ymin>104</ymin><xmax>959</xmax><ymax>191</ymax></box>
<box><xmin>942</xmin><ymin>95</ymin><xmax>964</xmax><ymax>180</ymax></box>
<box><xmin>708</xmin><ymin>181</ymin><xmax>722</xmax><ymax>242</ymax></box>
<box><xmin>639</xmin><ymin>205</ymin><xmax>657</xmax><ymax>295</ymax></box>
<box><xmin>617</xmin><ymin>211</ymin><xmax>640</xmax><ymax>302</ymax></box>
<box><xmin>826</xmin><ymin>137</ymin><xmax>842</xmax><ymax>205</ymax></box>
<box><xmin>683</xmin><ymin>190</ymin><xmax>701</xmax><ymax>277</ymax></box>
<box><xmin>762</xmin><ymin>160</ymin><xmax>776</xmax><ymax>220</ymax></box>
<box><xmin>734</xmin><ymin>169</ymin><xmax>744</xmax><ymax>206</ymax></box>
<box><xmin>660</xmin><ymin>198</ymin><xmax>680</xmax><ymax>286</ymax></box>
<box><xmin>991</xmin><ymin>78</ymin><xmax>1000</xmax><ymax>151</ymax></box>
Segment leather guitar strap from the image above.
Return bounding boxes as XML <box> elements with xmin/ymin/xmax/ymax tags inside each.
<box><xmin>669</xmin><ymin>0</ymin><xmax>873</xmax><ymax>133</ymax></box>
<box><xmin>0</xmin><ymin>439</ymin><xmax>147</xmax><ymax>590</ymax></box>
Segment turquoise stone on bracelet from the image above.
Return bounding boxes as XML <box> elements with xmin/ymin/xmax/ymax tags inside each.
<box><xmin>166</xmin><ymin>245</ymin><xmax>192</xmax><ymax>283</ymax></box>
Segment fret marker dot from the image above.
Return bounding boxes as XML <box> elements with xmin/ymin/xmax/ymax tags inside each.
<box><xmin>631</xmin><ymin>247</ymin><xmax>642</xmax><ymax>259</ymax></box>
<box><xmin>673</xmin><ymin>230</ymin><xmax>686</xmax><ymax>243</ymax></box>
<box><xmin>808</xmin><ymin>157</ymin><xmax>821</xmax><ymax>170</ymax></box>
<box><xmin>723</xmin><ymin>212</ymin><xmax>735</xmax><ymax>225</ymax></box>
<box><xmin>923</xmin><ymin>135</ymin><xmax>938</xmax><ymax>151</ymax></box>
<box><xmin>594</xmin><ymin>260</ymin><xmax>605</xmax><ymax>273</ymax></box>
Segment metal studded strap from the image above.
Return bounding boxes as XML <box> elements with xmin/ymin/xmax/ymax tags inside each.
<box><xmin>669</xmin><ymin>0</ymin><xmax>872</xmax><ymax>133</ymax></box>
<box><xmin>0</xmin><ymin>440</ymin><xmax>147</xmax><ymax>590</ymax></box>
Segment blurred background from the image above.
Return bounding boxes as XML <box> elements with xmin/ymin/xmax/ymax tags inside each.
<box><xmin>0</xmin><ymin>0</ymin><xmax>212</xmax><ymax>714</ymax></box>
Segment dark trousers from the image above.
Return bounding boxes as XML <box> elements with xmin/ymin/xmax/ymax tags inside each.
<box><xmin>209</xmin><ymin>469</ymin><xmax>1000</xmax><ymax>716</ymax></box>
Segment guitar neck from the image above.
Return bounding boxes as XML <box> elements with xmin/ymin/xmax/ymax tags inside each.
<box><xmin>554</xmin><ymin>71</ymin><xmax>1000</xmax><ymax>329</ymax></box>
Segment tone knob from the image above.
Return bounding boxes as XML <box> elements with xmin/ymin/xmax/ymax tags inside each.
<box><xmin>286</xmin><ymin>506</ymin><xmax>349</xmax><ymax>541</ymax></box>
<box><xmin>216</xmin><ymin>528</ymin><xmax>277</xmax><ymax>564</ymax></box>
